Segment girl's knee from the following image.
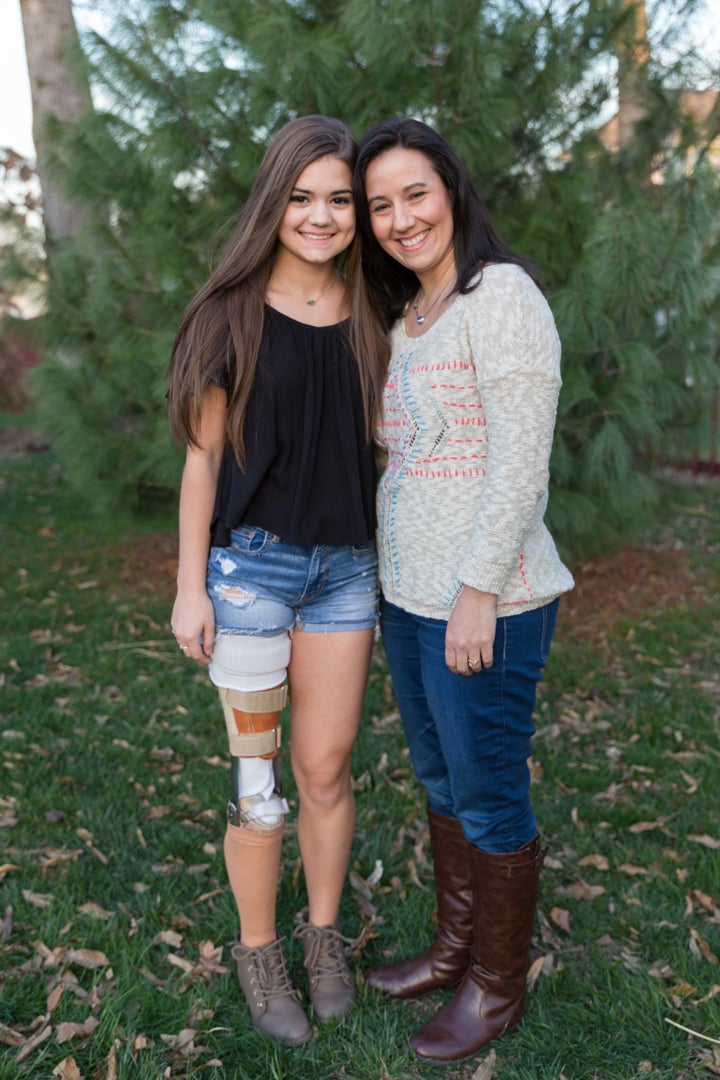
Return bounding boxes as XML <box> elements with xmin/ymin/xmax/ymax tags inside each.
<box><xmin>293</xmin><ymin>761</ymin><xmax>352</xmax><ymax>810</ymax></box>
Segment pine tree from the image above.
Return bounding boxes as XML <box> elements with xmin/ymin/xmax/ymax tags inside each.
<box><xmin>27</xmin><ymin>0</ymin><xmax>720</xmax><ymax>553</ymax></box>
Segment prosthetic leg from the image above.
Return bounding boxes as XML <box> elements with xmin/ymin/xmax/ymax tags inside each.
<box><xmin>210</xmin><ymin>634</ymin><xmax>291</xmax><ymax>831</ymax></box>
<box><xmin>210</xmin><ymin>633</ymin><xmax>312</xmax><ymax>1047</ymax></box>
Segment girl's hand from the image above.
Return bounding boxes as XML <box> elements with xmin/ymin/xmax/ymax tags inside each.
<box><xmin>445</xmin><ymin>586</ymin><xmax>497</xmax><ymax>676</ymax></box>
<box><xmin>171</xmin><ymin>589</ymin><xmax>215</xmax><ymax>664</ymax></box>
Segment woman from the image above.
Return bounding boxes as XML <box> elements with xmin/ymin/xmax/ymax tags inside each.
<box><xmin>167</xmin><ymin>115</ymin><xmax>387</xmax><ymax>1047</ymax></box>
<box><xmin>353</xmin><ymin>118</ymin><xmax>574</xmax><ymax>1064</ymax></box>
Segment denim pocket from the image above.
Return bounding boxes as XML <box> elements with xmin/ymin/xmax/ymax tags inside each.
<box><xmin>539</xmin><ymin>599</ymin><xmax>559</xmax><ymax>666</ymax></box>
<box><xmin>350</xmin><ymin>541</ymin><xmax>377</xmax><ymax>558</ymax></box>
<box><xmin>229</xmin><ymin>524</ymin><xmax>280</xmax><ymax>556</ymax></box>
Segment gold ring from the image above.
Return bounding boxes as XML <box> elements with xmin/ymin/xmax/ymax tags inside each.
<box><xmin>179</xmin><ymin>644</ymin><xmax>189</xmax><ymax>651</ymax></box>
<box><xmin>467</xmin><ymin>656</ymin><xmax>481</xmax><ymax>670</ymax></box>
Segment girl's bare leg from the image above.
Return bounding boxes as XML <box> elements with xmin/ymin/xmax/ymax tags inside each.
<box><xmin>288</xmin><ymin>627</ymin><xmax>374</xmax><ymax>926</ymax></box>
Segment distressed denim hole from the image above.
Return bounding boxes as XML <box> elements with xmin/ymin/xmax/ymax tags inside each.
<box><xmin>214</xmin><ymin>583</ymin><xmax>256</xmax><ymax>608</ymax></box>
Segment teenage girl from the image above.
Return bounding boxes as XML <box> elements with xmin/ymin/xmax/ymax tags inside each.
<box><xmin>167</xmin><ymin>115</ymin><xmax>387</xmax><ymax>1046</ymax></box>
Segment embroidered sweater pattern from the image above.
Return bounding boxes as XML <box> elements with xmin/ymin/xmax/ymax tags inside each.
<box><xmin>376</xmin><ymin>262</ymin><xmax>575</xmax><ymax>620</ymax></box>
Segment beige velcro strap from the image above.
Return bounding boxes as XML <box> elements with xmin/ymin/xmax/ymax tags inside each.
<box><xmin>227</xmin><ymin>728</ymin><xmax>282</xmax><ymax>757</ymax></box>
<box><xmin>222</xmin><ymin>685</ymin><xmax>288</xmax><ymax>712</ymax></box>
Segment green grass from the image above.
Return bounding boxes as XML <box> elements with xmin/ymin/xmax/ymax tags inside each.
<box><xmin>1</xmin><ymin>446</ymin><xmax>719</xmax><ymax>1080</ymax></box>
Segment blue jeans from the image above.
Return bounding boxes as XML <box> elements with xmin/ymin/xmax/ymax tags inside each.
<box><xmin>207</xmin><ymin>525</ymin><xmax>379</xmax><ymax>635</ymax></box>
<box><xmin>380</xmin><ymin>596</ymin><xmax>559</xmax><ymax>853</ymax></box>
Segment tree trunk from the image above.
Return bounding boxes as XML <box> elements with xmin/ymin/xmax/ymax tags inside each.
<box><xmin>19</xmin><ymin>0</ymin><xmax>95</xmax><ymax>248</ymax></box>
<box><xmin>616</xmin><ymin>0</ymin><xmax>651</xmax><ymax>149</ymax></box>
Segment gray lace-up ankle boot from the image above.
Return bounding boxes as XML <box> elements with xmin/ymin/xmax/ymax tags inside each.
<box><xmin>232</xmin><ymin>936</ymin><xmax>312</xmax><ymax>1046</ymax></box>
<box><xmin>294</xmin><ymin>913</ymin><xmax>356</xmax><ymax>1023</ymax></box>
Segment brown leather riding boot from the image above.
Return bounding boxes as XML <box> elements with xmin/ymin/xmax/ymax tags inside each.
<box><xmin>411</xmin><ymin>835</ymin><xmax>546</xmax><ymax>1063</ymax></box>
<box><xmin>365</xmin><ymin>809</ymin><xmax>473</xmax><ymax>999</ymax></box>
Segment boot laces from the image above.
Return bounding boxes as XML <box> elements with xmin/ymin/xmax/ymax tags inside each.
<box><xmin>295</xmin><ymin>923</ymin><xmax>354</xmax><ymax>984</ymax></box>
<box><xmin>237</xmin><ymin>938</ymin><xmax>300</xmax><ymax>1004</ymax></box>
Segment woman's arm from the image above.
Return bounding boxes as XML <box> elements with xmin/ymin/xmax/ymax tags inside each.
<box><xmin>446</xmin><ymin>267</ymin><xmax>561</xmax><ymax>675</ymax></box>
<box><xmin>171</xmin><ymin>386</ymin><xmax>227</xmax><ymax>664</ymax></box>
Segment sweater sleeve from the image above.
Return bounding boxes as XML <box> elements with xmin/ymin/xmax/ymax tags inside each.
<box><xmin>456</xmin><ymin>265</ymin><xmax>562</xmax><ymax>595</ymax></box>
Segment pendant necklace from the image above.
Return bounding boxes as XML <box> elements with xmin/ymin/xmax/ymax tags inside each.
<box><xmin>412</xmin><ymin>274</ymin><xmax>455</xmax><ymax>325</ymax></box>
<box><xmin>273</xmin><ymin>271</ymin><xmax>339</xmax><ymax>306</ymax></box>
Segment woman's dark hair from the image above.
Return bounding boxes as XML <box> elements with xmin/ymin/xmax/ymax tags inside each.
<box><xmin>168</xmin><ymin>114</ymin><xmax>388</xmax><ymax>457</ymax></box>
<box><xmin>353</xmin><ymin>117</ymin><xmax>540</xmax><ymax>324</ymax></box>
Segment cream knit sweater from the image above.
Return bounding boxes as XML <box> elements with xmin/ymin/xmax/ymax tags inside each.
<box><xmin>376</xmin><ymin>262</ymin><xmax>574</xmax><ymax>620</ymax></box>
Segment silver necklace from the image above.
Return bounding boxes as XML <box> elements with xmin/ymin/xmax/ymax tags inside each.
<box><xmin>412</xmin><ymin>279</ymin><xmax>454</xmax><ymax>325</ymax></box>
<box><xmin>273</xmin><ymin>272</ymin><xmax>339</xmax><ymax>306</ymax></box>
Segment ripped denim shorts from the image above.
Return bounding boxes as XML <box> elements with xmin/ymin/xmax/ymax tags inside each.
<box><xmin>206</xmin><ymin>524</ymin><xmax>379</xmax><ymax>636</ymax></box>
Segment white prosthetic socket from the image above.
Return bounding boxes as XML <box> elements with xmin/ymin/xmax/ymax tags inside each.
<box><xmin>209</xmin><ymin>634</ymin><xmax>291</xmax><ymax>832</ymax></box>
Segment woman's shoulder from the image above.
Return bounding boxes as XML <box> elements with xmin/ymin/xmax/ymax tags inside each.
<box><xmin>464</xmin><ymin>263</ymin><xmax>560</xmax><ymax>372</ymax></box>
<box><xmin>466</xmin><ymin>263</ymin><xmax>554</xmax><ymax>325</ymax></box>
<box><xmin>467</xmin><ymin>261</ymin><xmax>540</xmax><ymax>299</ymax></box>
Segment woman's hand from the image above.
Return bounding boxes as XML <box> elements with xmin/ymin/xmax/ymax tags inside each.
<box><xmin>445</xmin><ymin>586</ymin><xmax>497</xmax><ymax>676</ymax></box>
<box><xmin>171</xmin><ymin>588</ymin><xmax>215</xmax><ymax>665</ymax></box>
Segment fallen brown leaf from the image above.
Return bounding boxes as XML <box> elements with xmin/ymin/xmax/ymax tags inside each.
<box><xmin>21</xmin><ymin>888</ymin><xmax>53</xmax><ymax>908</ymax></box>
<box><xmin>166</xmin><ymin>953</ymin><xmax>195</xmax><ymax>974</ymax></box>
<box><xmin>471</xmin><ymin>1048</ymin><xmax>497</xmax><ymax>1079</ymax></box>
<box><xmin>75</xmin><ymin>828</ymin><xmax>109</xmax><ymax>865</ymax></box>
<box><xmin>16</xmin><ymin>1023</ymin><xmax>52</xmax><ymax>1063</ymax></box>
<box><xmin>155</xmin><ymin>929</ymin><xmax>184</xmax><ymax>948</ymax></box>
<box><xmin>629</xmin><ymin>820</ymin><xmax>667</xmax><ymax>834</ymax></box>
<box><xmin>56</xmin><ymin>1016</ymin><xmax>99</xmax><ymax>1044</ymax></box>
<box><xmin>160</xmin><ymin>1027</ymin><xmax>198</xmax><ymax>1054</ymax></box>
<box><xmin>527</xmin><ymin>952</ymin><xmax>554</xmax><ymax>989</ymax></box>
<box><xmin>688</xmin><ymin>889</ymin><xmax>720</xmax><ymax>921</ymax></box>
<box><xmin>688</xmin><ymin>834</ymin><xmax>720</xmax><ymax>850</ymax></box>
<box><xmin>669</xmin><ymin>980</ymin><xmax>698</xmax><ymax>1001</ymax></box>
<box><xmin>407</xmin><ymin>859</ymin><xmax>427</xmax><ymax>890</ymax></box>
<box><xmin>578</xmin><ymin>853</ymin><xmax>609</xmax><ymax>870</ymax></box>
<box><xmin>77</xmin><ymin>902</ymin><xmax>113</xmax><ymax>921</ymax></box>
<box><xmin>197</xmin><ymin>940</ymin><xmax>230</xmax><ymax>976</ymax></box>
<box><xmin>566</xmin><ymin>882</ymin><xmax>607</xmax><ymax>900</ymax></box>
<box><xmin>0</xmin><ymin>904</ymin><xmax>12</xmax><ymax>941</ymax></box>
<box><xmin>550</xmin><ymin>907</ymin><xmax>571</xmax><ymax>933</ymax></box>
<box><xmin>52</xmin><ymin>1057</ymin><xmax>82</xmax><ymax>1080</ymax></box>
<box><xmin>680</xmin><ymin>770</ymin><xmax>700</xmax><ymax>794</ymax></box>
<box><xmin>690</xmin><ymin>928</ymin><xmax>719</xmax><ymax>965</ymax></box>
<box><xmin>106</xmin><ymin>1041</ymin><xmax>118</xmax><ymax>1080</ymax></box>
<box><xmin>39</xmin><ymin>848</ymin><xmax>83</xmax><ymax>871</ymax></box>
<box><xmin>0</xmin><ymin>1026</ymin><xmax>25</xmax><ymax>1048</ymax></box>
<box><xmin>64</xmin><ymin>948</ymin><xmax>111</xmax><ymax>969</ymax></box>
<box><xmin>46</xmin><ymin>983</ymin><xmax>63</xmax><ymax>1014</ymax></box>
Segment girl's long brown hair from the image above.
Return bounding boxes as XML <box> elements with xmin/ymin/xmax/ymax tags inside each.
<box><xmin>168</xmin><ymin>115</ymin><xmax>388</xmax><ymax>459</ymax></box>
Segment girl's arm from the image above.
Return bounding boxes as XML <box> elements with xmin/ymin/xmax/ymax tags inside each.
<box><xmin>171</xmin><ymin>387</ymin><xmax>227</xmax><ymax>664</ymax></box>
